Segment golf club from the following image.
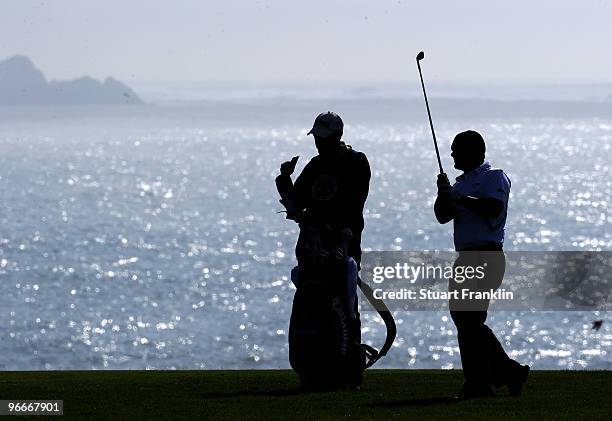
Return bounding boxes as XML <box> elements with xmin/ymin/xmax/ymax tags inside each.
<box><xmin>416</xmin><ymin>51</ymin><xmax>444</xmax><ymax>174</ymax></box>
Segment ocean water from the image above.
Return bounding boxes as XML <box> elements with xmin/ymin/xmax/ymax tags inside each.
<box><xmin>0</xmin><ymin>103</ymin><xmax>610</xmax><ymax>370</ymax></box>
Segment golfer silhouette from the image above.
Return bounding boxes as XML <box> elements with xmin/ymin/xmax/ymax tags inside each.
<box><xmin>434</xmin><ymin>130</ymin><xmax>530</xmax><ymax>399</ymax></box>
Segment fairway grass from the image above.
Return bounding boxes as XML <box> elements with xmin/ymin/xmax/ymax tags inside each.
<box><xmin>1</xmin><ymin>370</ymin><xmax>611</xmax><ymax>420</ymax></box>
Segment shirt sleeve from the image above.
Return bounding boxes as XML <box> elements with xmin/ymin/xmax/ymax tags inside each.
<box><xmin>286</xmin><ymin>160</ymin><xmax>315</xmax><ymax>210</ymax></box>
<box><xmin>483</xmin><ymin>170</ymin><xmax>511</xmax><ymax>203</ymax></box>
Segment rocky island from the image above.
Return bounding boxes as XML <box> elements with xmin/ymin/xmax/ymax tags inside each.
<box><xmin>0</xmin><ymin>55</ymin><xmax>143</xmax><ymax>105</ymax></box>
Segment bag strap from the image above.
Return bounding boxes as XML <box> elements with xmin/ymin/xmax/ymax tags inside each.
<box><xmin>357</xmin><ymin>276</ymin><xmax>397</xmax><ymax>368</ymax></box>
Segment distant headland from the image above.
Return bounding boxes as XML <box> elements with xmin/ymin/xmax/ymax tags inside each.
<box><xmin>0</xmin><ymin>55</ymin><xmax>143</xmax><ymax>105</ymax></box>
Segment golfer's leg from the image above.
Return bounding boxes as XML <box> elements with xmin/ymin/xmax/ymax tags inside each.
<box><xmin>478</xmin><ymin>250</ymin><xmax>518</xmax><ymax>386</ymax></box>
<box><xmin>451</xmin><ymin>310</ymin><xmax>490</xmax><ymax>385</ymax></box>
<box><xmin>484</xmin><ymin>315</ymin><xmax>521</xmax><ymax>387</ymax></box>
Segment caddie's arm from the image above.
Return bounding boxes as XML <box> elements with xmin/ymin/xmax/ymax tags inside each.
<box><xmin>275</xmin><ymin>156</ymin><xmax>312</xmax><ymax>220</ymax></box>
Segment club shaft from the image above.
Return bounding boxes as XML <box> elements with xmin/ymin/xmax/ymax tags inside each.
<box><xmin>416</xmin><ymin>61</ymin><xmax>444</xmax><ymax>174</ymax></box>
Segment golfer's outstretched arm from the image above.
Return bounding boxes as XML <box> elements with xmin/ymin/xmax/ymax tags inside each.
<box><xmin>456</xmin><ymin>196</ymin><xmax>503</xmax><ymax>218</ymax></box>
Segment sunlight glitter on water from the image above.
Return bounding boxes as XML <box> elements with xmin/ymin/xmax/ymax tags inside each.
<box><xmin>0</xmin><ymin>111</ymin><xmax>610</xmax><ymax>369</ymax></box>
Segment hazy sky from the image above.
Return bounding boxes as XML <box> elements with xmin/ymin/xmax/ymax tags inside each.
<box><xmin>2</xmin><ymin>0</ymin><xmax>611</xmax><ymax>85</ymax></box>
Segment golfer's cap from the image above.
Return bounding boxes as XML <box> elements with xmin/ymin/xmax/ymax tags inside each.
<box><xmin>307</xmin><ymin>111</ymin><xmax>344</xmax><ymax>137</ymax></box>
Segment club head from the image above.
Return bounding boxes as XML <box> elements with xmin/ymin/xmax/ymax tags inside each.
<box><xmin>416</xmin><ymin>51</ymin><xmax>425</xmax><ymax>61</ymax></box>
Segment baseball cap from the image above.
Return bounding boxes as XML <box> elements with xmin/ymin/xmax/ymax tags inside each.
<box><xmin>307</xmin><ymin>111</ymin><xmax>344</xmax><ymax>137</ymax></box>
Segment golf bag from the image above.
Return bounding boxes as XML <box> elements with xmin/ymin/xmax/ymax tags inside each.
<box><xmin>288</xmin><ymin>225</ymin><xmax>396</xmax><ymax>391</ymax></box>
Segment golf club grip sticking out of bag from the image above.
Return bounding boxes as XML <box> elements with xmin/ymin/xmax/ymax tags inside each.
<box><xmin>357</xmin><ymin>277</ymin><xmax>397</xmax><ymax>368</ymax></box>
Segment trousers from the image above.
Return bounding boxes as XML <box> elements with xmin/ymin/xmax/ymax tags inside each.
<box><xmin>449</xmin><ymin>243</ymin><xmax>521</xmax><ymax>386</ymax></box>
